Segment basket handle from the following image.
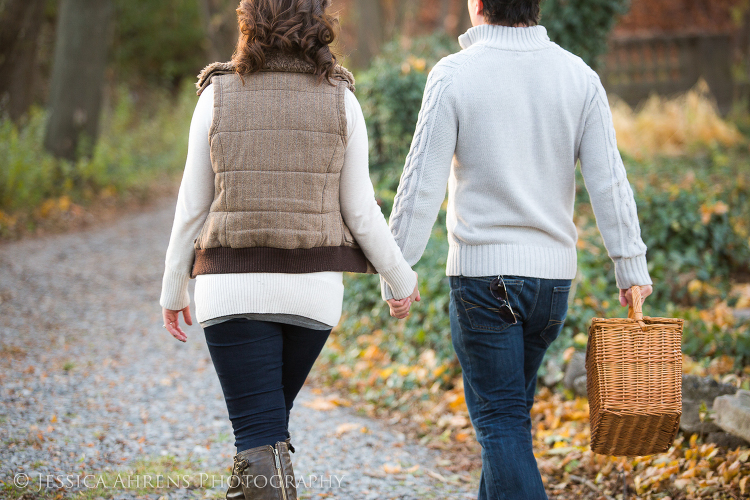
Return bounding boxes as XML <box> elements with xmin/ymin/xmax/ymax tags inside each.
<box><xmin>627</xmin><ymin>285</ymin><xmax>647</xmax><ymax>331</ymax></box>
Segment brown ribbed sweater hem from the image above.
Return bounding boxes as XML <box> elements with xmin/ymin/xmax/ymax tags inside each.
<box><xmin>191</xmin><ymin>246</ymin><xmax>375</xmax><ymax>278</ymax></box>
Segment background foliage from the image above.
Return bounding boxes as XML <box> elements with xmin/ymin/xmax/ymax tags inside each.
<box><xmin>541</xmin><ymin>0</ymin><xmax>631</xmax><ymax>68</ymax></box>
<box><xmin>358</xmin><ymin>34</ymin><xmax>458</xmax><ymax>174</ymax></box>
<box><xmin>0</xmin><ymin>84</ymin><xmax>194</xmax><ymax>235</ymax></box>
<box><xmin>1</xmin><ymin>0</ymin><xmax>749</xmax><ymax>496</ymax></box>
<box><xmin>112</xmin><ymin>0</ymin><xmax>207</xmax><ymax>87</ymax></box>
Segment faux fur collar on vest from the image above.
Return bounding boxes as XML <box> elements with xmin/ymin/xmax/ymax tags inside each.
<box><xmin>195</xmin><ymin>53</ymin><xmax>356</xmax><ymax>95</ymax></box>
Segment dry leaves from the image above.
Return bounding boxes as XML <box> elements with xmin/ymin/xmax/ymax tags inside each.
<box><xmin>313</xmin><ymin>323</ymin><xmax>750</xmax><ymax>498</ymax></box>
<box><xmin>530</xmin><ymin>390</ymin><xmax>750</xmax><ymax>498</ymax></box>
<box><xmin>302</xmin><ymin>396</ymin><xmax>351</xmax><ymax>411</ymax></box>
<box><xmin>334</xmin><ymin>422</ymin><xmax>362</xmax><ymax>436</ymax></box>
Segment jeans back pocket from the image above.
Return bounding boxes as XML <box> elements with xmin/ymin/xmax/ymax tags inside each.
<box><xmin>456</xmin><ymin>277</ymin><xmax>524</xmax><ymax>332</ymax></box>
<box><xmin>540</xmin><ymin>285</ymin><xmax>571</xmax><ymax>346</ymax></box>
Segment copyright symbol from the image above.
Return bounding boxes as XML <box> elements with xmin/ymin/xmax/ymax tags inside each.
<box><xmin>14</xmin><ymin>473</ymin><xmax>29</xmax><ymax>488</ymax></box>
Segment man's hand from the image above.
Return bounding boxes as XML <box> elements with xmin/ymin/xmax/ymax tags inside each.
<box><xmin>388</xmin><ymin>297</ymin><xmax>411</xmax><ymax>319</ymax></box>
<box><xmin>619</xmin><ymin>285</ymin><xmax>653</xmax><ymax>307</ymax></box>
<box><xmin>162</xmin><ymin>306</ymin><xmax>192</xmax><ymax>342</ymax></box>
<box><xmin>387</xmin><ymin>272</ymin><xmax>420</xmax><ymax>319</ymax></box>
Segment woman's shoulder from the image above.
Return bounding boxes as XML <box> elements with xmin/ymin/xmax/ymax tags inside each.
<box><xmin>331</xmin><ymin>64</ymin><xmax>356</xmax><ymax>93</ymax></box>
<box><xmin>196</xmin><ymin>61</ymin><xmax>235</xmax><ymax>96</ymax></box>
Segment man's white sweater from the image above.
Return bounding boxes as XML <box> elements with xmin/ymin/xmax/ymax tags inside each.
<box><xmin>382</xmin><ymin>24</ymin><xmax>652</xmax><ymax>299</ymax></box>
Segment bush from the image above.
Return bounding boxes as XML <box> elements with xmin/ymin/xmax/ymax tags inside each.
<box><xmin>574</xmin><ymin>152</ymin><xmax>750</xmax><ymax>310</ymax></box>
<box><xmin>0</xmin><ymin>82</ymin><xmax>195</xmax><ymax>232</ymax></box>
<box><xmin>567</xmin><ymin>152</ymin><xmax>750</xmax><ymax>363</ymax></box>
<box><xmin>112</xmin><ymin>0</ymin><xmax>207</xmax><ymax>87</ymax></box>
<box><xmin>541</xmin><ymin>0</ymin><xmax>630</xmax><ymax>69</ymax></box>
<box><xmin>357</xmin><ymin>34</ymin><xmax>458</xmax><ymax>175</ymax></box>
<box><xmin>637</xmin><ymin>163</ymin><xmax>750</xmax><ymax>306</ymax></box>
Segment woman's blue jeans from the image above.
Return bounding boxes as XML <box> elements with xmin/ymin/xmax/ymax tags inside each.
<box><xmin>449</xmin><ymin>275</ymin><xmax>572</xmax><ymax>500</ymax></box>
<box><xmin>203</xmin><ymin>319</ymin><xmax>331</xmax><ymax>453</ymax></box>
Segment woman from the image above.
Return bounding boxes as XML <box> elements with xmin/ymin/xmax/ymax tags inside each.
<box><xmin>159</xmin><ymin>1</ymin><xmax>418</xmax><ymax>498</ymax></box>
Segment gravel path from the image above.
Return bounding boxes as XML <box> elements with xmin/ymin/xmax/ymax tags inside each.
<box><xmin>0</xmin><ymin>202</ymin><xmax>476</xmax><ymax>499</ymax></box>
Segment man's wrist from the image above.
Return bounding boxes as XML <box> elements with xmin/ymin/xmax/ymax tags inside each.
<box><xmin>614</xmin><ymin>255</ymin><xmax>652</xmax><ymax>289</ymax></box>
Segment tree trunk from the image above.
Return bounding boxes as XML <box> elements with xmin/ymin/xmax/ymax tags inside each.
<box><xmin>199</xmin><ymin>0</ymin><xmax>237</xmax><ymax>63</ymax></box>
<box><xmin>44</xmin><ymin>0</ymin><xmax>113</xmax><ymax>160</ymax></box>
<box><xmin>352</xmin><ymin>0</ymin><xmax>385</xmax><ymax>69</ymax></box>
<box><xmin>0</xmin><ymin>0</ymin><xmax>46</xmax><ymax>121</ymax></box>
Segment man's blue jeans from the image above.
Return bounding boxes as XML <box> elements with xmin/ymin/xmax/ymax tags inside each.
<box><xmin>449</xmin><ymin>275</ymin><xmax>572</xmax><ymax>500</ymax></box>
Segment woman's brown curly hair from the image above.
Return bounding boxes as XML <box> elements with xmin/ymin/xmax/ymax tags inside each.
<box><xmin>232</xmin><ymin>0</ymin><xmax>339</xmax><ymax>83</ymax></box>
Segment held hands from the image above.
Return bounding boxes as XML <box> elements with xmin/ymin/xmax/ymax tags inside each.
<box><xmin>619</xmin><ymin>285</ymin><xmax>653</xmax><ymax>307</ymax></box>
<box><xmin>387</xmin><ymin>272</ymin><xmax>420</xmax><ymax>319</ymax></box>
<box><xmin>162</xmin><ymin>306</ymin><xmax>193</xmax><ymax>342</ymax></box>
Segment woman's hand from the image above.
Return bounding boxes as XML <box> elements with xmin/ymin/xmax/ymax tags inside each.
<box><xmin>619</xmin><ymin>285</ymin><xmax>653</xmax><ymax>307</ymax></box>
<box><xmin>162</xmin><ymin>306</ymin><xmax>193</xmax><ymax>342</ymax></box>
<box><xmin>387</xmin><ymin>272</ymin><xmax>420</xmax><ymax>319</ymax></box>
<box><xmin>388</xmin><ymin>297</ymin><xmax>411</xmax><ymax>318</ymax></box>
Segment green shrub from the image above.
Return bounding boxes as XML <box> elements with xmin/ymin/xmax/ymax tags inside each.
<box><xmin>560</xmin><ymin>152</ymin><xmax>750</xmax><ymax>358</ymax></box>
<box><xmin>541</xmin><ymin>0</ymin><xmax>630</xmax><ymax>69</ymax></box>
<box><xmin>574</xmin><ymin>153</ymin><xmax>750</xmax><ymax>311</ymax></box>
<box><xmin>357</xmin><ymin>35</ymin><xmax>458</xmax><ymax>175</ymax></box>
<box><xmin>0</xmin><ymin>82</ymin><xmax>195</xmax><ymax>223</ymax></box>
<box><xmin>637</xmin><ymin>169</ymin><xmax>750</xmax><ymax>307</ymax></box>
<box><xmin>112</xmin><ymin>0</ymin><xmax>207</xmax><ymax>86</ymax></box>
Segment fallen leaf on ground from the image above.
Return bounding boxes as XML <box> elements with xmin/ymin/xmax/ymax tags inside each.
<box><xmin>335</xmin><ymin>423</ymin><xmax>360</xmax><ymax>436</ymax></box>
<box><xmin>383</xmin><ymin>463</ymin><xmax>402</xmax><ymax>474</ymax></box>
<box><xmin>302</xmin><ymin>398</ymin><xmax>339</xmax><ymax>411</ymax></box>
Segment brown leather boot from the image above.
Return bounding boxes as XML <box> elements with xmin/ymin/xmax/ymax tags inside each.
<box><xmin>285</xmin><ymin>436</ymin><xmax>295</xmax><ymax>453</ymax></box>
<box><xmin>225</xmin><ymin>441</ymin><xmax>297</xmax><ymax>500</ymax></box>
<box><xmin>276</xmin><ymin>441</ymin><xmax>297</xmax><ymax>500</ymax></box>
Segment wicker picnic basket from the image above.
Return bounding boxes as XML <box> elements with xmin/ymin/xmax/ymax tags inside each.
<box><xmin>586</xmin><ymin>286</ymin><xmax>684</xmax><ymax>456</ymax></box>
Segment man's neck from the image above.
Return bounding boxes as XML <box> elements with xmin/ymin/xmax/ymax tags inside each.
<box><xmin>472</xmin><ymin>19</ymin><xmax>534</xmax><ymax>28</ymax></box>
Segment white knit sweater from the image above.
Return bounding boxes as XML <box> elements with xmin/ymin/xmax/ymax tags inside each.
<box><xmin>160</xmin><ymin>83</ymin><xmax>416</xmax><ymax>327</ymax></box>
<box><xmin>382</xmin><ymin>24</ymin><xmax>652</xmax><ymax>299</ymax></box>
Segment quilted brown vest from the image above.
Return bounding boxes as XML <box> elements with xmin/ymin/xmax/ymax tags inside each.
<box><xmin>190</xmin><ymin>55</ymin><xmax>374</xmax><ymax>278</ymax></box>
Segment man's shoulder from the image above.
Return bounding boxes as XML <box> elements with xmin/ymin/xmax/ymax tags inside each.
<box><xmin>430</xmin><ymin>47</ymin><xmax>483</xmax><ymax>82</ymax></box>
<box><xmin>546</xmin><ymin>42</ymin><xmax>600</xmax><ymax>81</ymax></box>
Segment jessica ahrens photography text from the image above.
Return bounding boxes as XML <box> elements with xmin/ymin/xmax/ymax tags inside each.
<box><xmin>13</xmin><ymin>472</ymin><xmax>346</xmax><ymax>492</ymax></box>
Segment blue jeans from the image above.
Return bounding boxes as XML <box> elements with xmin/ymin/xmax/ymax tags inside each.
<box><xmin>449</xmin><ymin>275</ymin><xmax>572</xmax><ymax>500</ymax></box>
<box><xmin>203</xmin><ymin>319</ymin><xmax>331</xmax><ymax>452</ymax></box>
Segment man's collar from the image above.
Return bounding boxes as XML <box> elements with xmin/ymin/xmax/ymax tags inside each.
<box><xmin>458</xmin><ymin>24</ymin><xmax>551</xmax><ymax>51</ymax></box>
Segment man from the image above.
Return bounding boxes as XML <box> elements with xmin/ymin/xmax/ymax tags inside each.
<box><xmin>382</xmin><ymin>0</ymin><xmax>654</xmax><ymax>498</ymax></box>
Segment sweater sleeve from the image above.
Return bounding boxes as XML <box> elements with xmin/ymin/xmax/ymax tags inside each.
<box><xmin>339</xmin><ymin>90</ymin><xmax>417</xmax><ymax>300</ymax></box>
<box><xmin>159</xmin><ymin>85</ymin><xmax>215</xmax><ymax>311</ymax></box>
<box><xmin>380</xmin><ymin>67</ymin><xmax>457</xmax><ymax>300</ymax></box>
<box><xmin>578</xmin><ymin>76</ymin><xmax>652</xmax><ymax>289</ymax></box>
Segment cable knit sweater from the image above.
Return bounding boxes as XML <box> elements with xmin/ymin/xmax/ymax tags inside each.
<box><xmin>381</xmin><ymin>24</ymin><xmax>652</xmax><ymax>299</ymax></box>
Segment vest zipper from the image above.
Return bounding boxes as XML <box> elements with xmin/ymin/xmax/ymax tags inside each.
<box><xmin>273</xmin><ymin>445</ymin><xmax>288</xmax><ymax>500</ymax></box>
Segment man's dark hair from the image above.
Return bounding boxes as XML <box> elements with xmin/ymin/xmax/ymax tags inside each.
<box><xmin>482</xmin><ymin>0</ymin><xmax>542</xmax><ymax>26</ymax></box>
